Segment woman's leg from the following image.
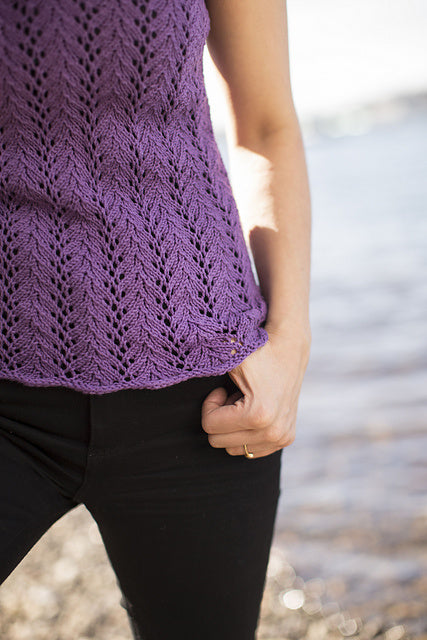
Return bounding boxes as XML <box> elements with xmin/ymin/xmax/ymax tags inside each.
<box><xmin>0</xmin><ymin>380</ymin><xmax>89</xmax><ymax>585</ymax></box>
<box><xmin>78</xmin><ymin>374</ymin><xmax>282</xmax><ymax>640</ymax></box>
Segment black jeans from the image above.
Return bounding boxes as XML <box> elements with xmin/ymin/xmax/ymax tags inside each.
<box><xmin>0</xmin><ymin>372</ymin><xmax>282</xmax><ymax>639</ymax></box>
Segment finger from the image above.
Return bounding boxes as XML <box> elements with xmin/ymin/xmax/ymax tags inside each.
<box><xmin>201</xmin><ymin>394</ymin><xmax>249</xmax><ymax>434</ymax></box>
<box><xmin>207</xmin><ymin>426</ymin><xmax>276</xmax><ymax>449</ymax></box>
<box><xmin>226</xmin><ymin>445</ymin><xmax>283</xmax><ymax>459</ymax></box>
<box><xmin>201</xmin><ymin>386</ymin><xmax>229</xmax><ymax>411</ymax></box>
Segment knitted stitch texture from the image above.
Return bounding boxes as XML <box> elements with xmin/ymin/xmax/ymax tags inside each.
<box><xmin>0</xmin><ymin>0</ymin><xmax>269</xmax><ymax>394</ymax></box>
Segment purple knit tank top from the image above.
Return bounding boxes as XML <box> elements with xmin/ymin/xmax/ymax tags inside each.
<box><xmin>0</xmin><ymin>0</ymin><xmax>269</xmax><ymax>394</ymax></box>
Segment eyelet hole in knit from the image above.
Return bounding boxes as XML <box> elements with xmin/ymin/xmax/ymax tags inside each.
<box><xmin>229</xmin><ymin>337</ymin><xmax>244</xmax><ymax>355</ymax></box>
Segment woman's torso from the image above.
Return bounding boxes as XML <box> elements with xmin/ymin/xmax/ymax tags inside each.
<box><xmin>0</xmin><ymin>0</ymin><xmax>268</xmax><ymax>394</ymax></box>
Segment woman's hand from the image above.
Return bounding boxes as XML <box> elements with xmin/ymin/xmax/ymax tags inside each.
<box><xmin>201</xmin><ymin>322</ymin><xmax>311</xmax><ymax>459</ymax></box>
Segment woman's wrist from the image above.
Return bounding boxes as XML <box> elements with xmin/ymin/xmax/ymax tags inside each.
<box><xmin>264</xmin><ymin>313</ymin><xmax>312</xmax><ymax>349</ymax></box>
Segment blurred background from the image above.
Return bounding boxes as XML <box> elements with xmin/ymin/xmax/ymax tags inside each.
<box><xmin>1</xmin><ymin>1</ymin><xmax>426</xmax><ymax>638</ymax></box>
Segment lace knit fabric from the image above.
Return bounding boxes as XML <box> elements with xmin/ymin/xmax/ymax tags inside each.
<box><xmin>0</xmin><ymin>0</ymin><xmax>269</xmax><ymax>394</ymax></box>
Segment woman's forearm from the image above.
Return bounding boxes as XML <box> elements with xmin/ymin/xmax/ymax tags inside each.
<box><xmin>227</xmin><ymin>116</ymin><xmax>312</xmax><ymax>344</ymax></box>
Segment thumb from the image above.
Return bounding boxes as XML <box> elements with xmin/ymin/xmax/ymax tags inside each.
<box><xmin>202</xmin><ymin>386</ymin><xmax>229</xmax><ymax>414</ymax></box>
<box><xmin>201</xmin><ymin>386</ymin><xmax>230</xmax><ymax>434</ymax></box>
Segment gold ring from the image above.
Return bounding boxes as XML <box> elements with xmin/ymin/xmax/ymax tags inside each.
<box><xmin>243</xmin><ymin>444</ymin><xmax>254</xmax><ymax>459</ymax></box>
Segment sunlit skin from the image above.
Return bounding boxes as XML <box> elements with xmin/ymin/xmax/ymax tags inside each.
<box><xmin>201</xmin><ymin>0</ymin><xmax>312</xmax><ymax>458</ymax></box>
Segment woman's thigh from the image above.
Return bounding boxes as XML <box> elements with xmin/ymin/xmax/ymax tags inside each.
<box><xmin>0</xmin><ymin>379</ymin><xmax>88</xmax><ymax>585</ymax></box>
<box><xmin>80</xmin><ymin>373</ymin><xmax>283</xmax><ymax>640</ymax></box>
<box><xmin>0</xmin><ymin>440</ymin><xmax>74</xmax><ymax>585</ymax></box>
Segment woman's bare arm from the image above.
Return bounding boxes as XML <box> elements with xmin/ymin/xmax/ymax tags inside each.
<box><xmin>205</xmin><ymin>0</ymin><xmax>312</xmax><ymax>343</ymax></box>
<box><xmin>201</xmin><ymin>0</ymin><xmax>312</xmax><ymax>458</ymax></box>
